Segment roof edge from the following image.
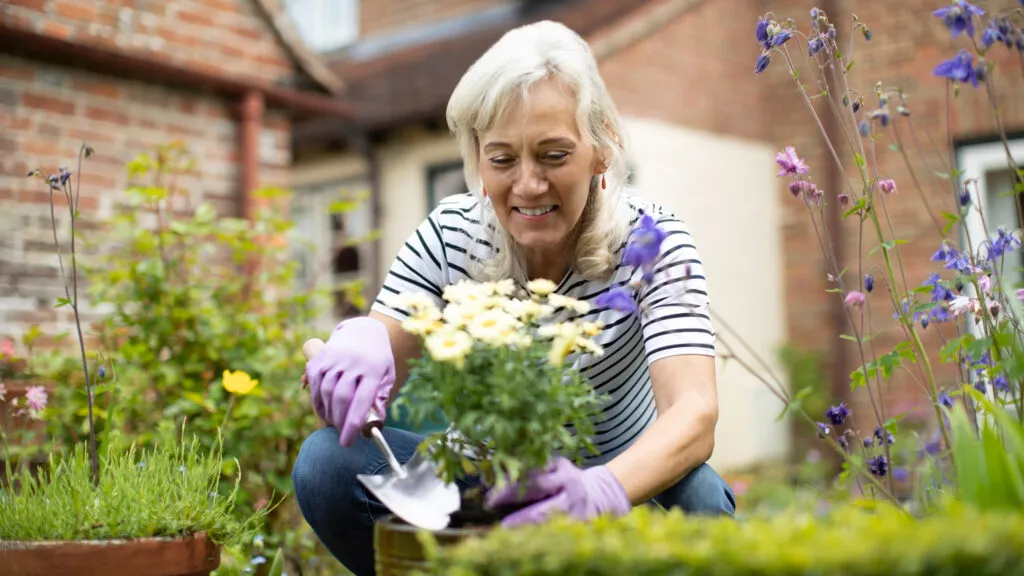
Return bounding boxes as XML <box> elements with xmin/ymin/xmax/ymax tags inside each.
<box><xmin>252</xmin><ymin>0</ymin><xmax>344</xmax><ymax>95</ymax></box>
<box><xmin>588</xmin><ymin>0</ymin><xmax>706</xmax><ymax>61</ymax></box>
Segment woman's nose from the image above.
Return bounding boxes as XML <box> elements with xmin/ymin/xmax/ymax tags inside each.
<box><xmin>513</xmin><ymin>160</ymin><xmax>548</xmax><ymax>196</ymax></box>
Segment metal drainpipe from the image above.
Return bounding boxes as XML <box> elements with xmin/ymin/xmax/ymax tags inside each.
<box><xmin>239</xmin><ymin>90</ymin><xmax>265</xmax><ymax>221</ymax></box>
<box><xmin>821</xmin><ymin>0</ymin><xmax>850</xmax><ymax>412</ymax></box>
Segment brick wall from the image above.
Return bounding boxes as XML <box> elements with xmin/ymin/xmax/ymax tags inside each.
<box><xmin>598</xmin><ymin>0</ymin><xmax>769</xmax><ymax>143</ymax></box>
<box><xmin>2</xmin><ymin>0</ymin><xmax>294</xmax><ymax>83</ymax></box>
<box><xmin>0</xmin><ymin>0</ymin><xmax>297</xmax><ymax>342</ymax></box>
<box><xmin>359</xmin><ymin>0</ymin><xmax>512</xmax><ymax>39</ymax></box>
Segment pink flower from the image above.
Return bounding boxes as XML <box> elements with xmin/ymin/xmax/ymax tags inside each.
<box><xmin>879</xmin><ymin>179</ymin><xmax>897</xmax><ymax>195</ymax></box>
<box><xmin>776</xmin><ymin>146</ymin><xmax>809</xmax><ymax>176</ymax></box>
<box><xmin>0</xmin><ymin>338</ymin><xmax>14</xmax><ymax>358</ymax></box>
<box><xmin>949</xmin><ymin>296</ymin><xmax>979</xmax><ymax>317</ymax></box>
<box><xmin>845</xmin><ymin>291</ymin><xmax>866</xmax><ymax>307</ymax></box>
<box><xmin>1016</xmin><ymin>288</ymin><xmax>1024</xmax><ymax>302</ymax></box>
<box><xmin>0</xmin><ymin>382</ymin><xmax>6</xmax><ymax>402</ymax></box>
<box><xmin>24</xmin><ymin>385</ymin><xmax>47</xmax><ymax>413</ymax></box>
<box><xmin>979</xmin><ymin>274</ymin><xmax>991</xmax><ymax>295</ymax></box>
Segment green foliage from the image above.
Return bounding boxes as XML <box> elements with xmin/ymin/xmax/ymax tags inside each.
<box><xmin>0</xmin><ymin>427</ymin><xmax>263</xmax><ymax>546</ymax></box>
<box><xmin>422</xmin><ymin>503</ymin><xmax>1024</xmax><ymax>575</ymax></box>
<box><xmin>947</xmin><ymin>389</ymin><xmax>1024</xmax><ymax>511</ymax></box>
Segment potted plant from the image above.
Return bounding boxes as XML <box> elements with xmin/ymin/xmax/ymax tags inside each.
<box><xmin>0</xmin><ymin>144</ymin><xmax>274</xmax><ymax>576</ymax></box>
<box><xmin>371</xmin><ymin>277</ymin><xmax>609</xmax><ymax>570</ymax></box>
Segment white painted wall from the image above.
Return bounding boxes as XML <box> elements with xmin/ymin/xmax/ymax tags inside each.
<box><xmin>621</xmin><ymin>116</ymin><xmax>790</xmax><ymax>472</ymax></box>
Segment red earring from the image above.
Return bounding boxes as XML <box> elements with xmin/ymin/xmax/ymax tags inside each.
<box><xmin>601</xmin><ymin>174</ymin><xmax>606</xmax><ymax>190</ymax></box>
<box><xmin>482</xmin><ymin>187</ymin><xmax>487</xmax><ymax>197</ymax></box>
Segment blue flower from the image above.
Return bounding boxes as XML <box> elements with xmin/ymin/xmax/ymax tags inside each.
<box><xmin>595</xmin><ymin>287</ymin><xmax>638</xmax><ymax>314</ymax></box>
<box><xmin>864</xmin><ymin>274</ymin><xmax>874</xmax><ymax>293</ymax></box>
<box><xmin>994</xmin><ymin>374</ymin><xmax>1010</xmax><ymax>392</ymax></box>
<box><xmin>986</xmin><ymin>227</ymin><xmax>1021</xmax><ymax>262</ymax></box>
<box><xmin>974</xmin><ymin>379</ymin><xmax>987</xmax><ymax>393</ymax></box>
<box><xmin>893</xmin><ymin>467</ymin><xmax>909</xmax><ymax>482</ymax></box>
<box><xmin>933</xmin><ymin>1</ymin><xmax>985</xmax><ymax>39</ymax></box>
<box><xmin>816</xmin><ymin>422</ymin><xmax>832</xmax><ymax>438</ymax></box>
<box><xmin>825</xmin><ymin>401</ymin><xmax>850</xmax><ymax>426</ymax></box>
<box><xmin>808</xmin><ymin>37</ymin><xmax>825</xmax><ymax>56</ymax></box>
<box><xmin>867</xmin><ymin>455</ymin><xmax>889</xmax><ymax>477</ymax></box>
<box><xmin>98</xmin><ymin>366</ymin><xmax>107</xmax><ymax>379</ymax></box>
<box><xmin>933</xmin><ymin>49</ymin><xmax>980</xmax><ymax>87</ymax></box>
<box><xmin>874</xmin><ymin>426</ymin><xmax>895</xmax><ymax>446</ymax></box>
<box><xmin>923</xmin><ymin>273</ymin><xmax>954</xmax><ymax>303</ymax></box>
<box><xmin>251</xmin><ymin>556</ymin><xmax>267</xmax><ymax>566</ymax></box>
<box><xmin>756</xmin><ymin>17</ymin><xmax>770</xmax><ymax>48</ymax></box>
<box><xmin>772</xmin><ymin>30</ymin><xmax>793</xmax><ymax>48</ymax></box>
<box><xmin>755</xmin><ymin>53</ymin><xmax>771</xmax><ymax>74</ymax></box>
<box><xmin>863</xmin><ymin>437</ymin><xmax>873</xmax><ymax>448</ymax></box>
<box><xmin>939</xmin><ymin>391</ymin><xmax>954</xmax><ymax>408</ymax></box>
<box><xmin>982</xmin><ymin>26</ymin><xmax>1004</xmax><ymax>49</ymax></box>
<box><xmin>623</xmin><ymin>214</ymin><xmax>667</xmax><ymax>274</ymax></box>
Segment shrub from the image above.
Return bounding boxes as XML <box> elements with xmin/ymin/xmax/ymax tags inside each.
<box><xmin>423</xmin><ymin>502</ymin><xmax>1024</xmax><ymax>575</ymax></box>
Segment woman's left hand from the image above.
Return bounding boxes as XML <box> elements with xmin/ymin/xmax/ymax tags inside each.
<box><xmin>485</xmin><ymin>457</ymin><xmax>631</xmax><ymax>527</ymax></box>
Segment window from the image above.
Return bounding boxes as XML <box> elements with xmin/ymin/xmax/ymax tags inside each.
<box><xmin>427</xmin><ymin>161</ymin><xmax>469</xmax><ymax>209</ymax></box>
<box><xmin>956</xmin><ymin>137</ymin><xmax>1024</xmax><ymax>330</ymax></box>
<box><xmin>289</xmin><ymin>178</ymin><xmax>374</xmax><ymax>330</ymax></box>
<box><xmin>285</xmin><ymin>0</ymin><xmax>359</xmax><ymax>52</ymax></box>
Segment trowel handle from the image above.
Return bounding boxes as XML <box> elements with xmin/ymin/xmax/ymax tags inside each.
<box><xmin>302</xmin><ymin>337</ymin><xmax>385</xmax><ymax>439</ymax></box>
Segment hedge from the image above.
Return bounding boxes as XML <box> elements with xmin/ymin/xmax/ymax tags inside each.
<box><xmin>421</xmin><ymin>503</ymin><xmax>1024</xmax><ymax>575</ymax></box>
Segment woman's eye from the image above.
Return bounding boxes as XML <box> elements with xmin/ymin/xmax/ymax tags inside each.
<box><xmin>489</xmin><ymin>156</ymin><xmax>513</xmax><ymax>166</ymax></box>
<box><xmin>545</xmin><ymin>152</ymin><xmax>569</xmax><ymax>162</ymax></box>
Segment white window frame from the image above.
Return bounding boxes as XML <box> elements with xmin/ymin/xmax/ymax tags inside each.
<box><xmin>955</xmin><ymin>137</ymin><xmax>1023</xmax><ymax>351</ymax></box>
<box><xmin>285</xmin><ymin>0</ymin><xmax>359</xmax><ymax>52</ymax></box>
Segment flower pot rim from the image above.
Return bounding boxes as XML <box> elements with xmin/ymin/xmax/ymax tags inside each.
<box><xmin>0</xmin><ymin>530</ymin><xmax>214</xmax><ymax>549</ymax></box>
<box><xmin>378</xmin><ymin>514</ymin><xmax>492</xmax><ymax>536</ymax></box>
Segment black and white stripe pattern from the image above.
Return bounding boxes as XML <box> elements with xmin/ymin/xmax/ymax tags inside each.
<box><xmin>370</xmin><ymin>192</ymin><xmax>715</xmax><ymax>466</ymax></box>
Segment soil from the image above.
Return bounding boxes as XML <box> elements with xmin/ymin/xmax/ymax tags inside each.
<box><xmin>447</xmin><ymin>487</ymin><xmax>528</xmax><ymax>528</ymax></box>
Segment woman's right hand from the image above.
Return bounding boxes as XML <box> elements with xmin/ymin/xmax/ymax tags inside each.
<box><xmin>304</xmin><ymin>316</ymin><xmax>397</xmax><ymax>447</ymax></box>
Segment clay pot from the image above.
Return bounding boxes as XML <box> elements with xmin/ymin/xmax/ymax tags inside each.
<box><xmin>0</xmin><ymin>532</ymin><xmax>221</xmax><ymax>576</ymax></box>
<box><xmin>374</xmin><ymin>515</ymin><xmax>489</xmax><ymax>576</ymax></box>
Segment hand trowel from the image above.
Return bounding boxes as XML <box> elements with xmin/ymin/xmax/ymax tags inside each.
<box><xmin>303</xmin><ymin>338</ymin><xmax>460</xmax><ymax>531</ymax></box>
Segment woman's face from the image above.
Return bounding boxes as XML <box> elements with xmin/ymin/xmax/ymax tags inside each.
<box><xmin>477</xmin><ymin>79</ymin><xmax>604</xmax><ymax>260</ymax></box>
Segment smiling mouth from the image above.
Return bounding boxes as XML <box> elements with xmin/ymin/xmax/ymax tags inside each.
<box><xmin>513</xmin><ymin>206</ymin><xmax>558</xmax><ymax>216</ymax></box>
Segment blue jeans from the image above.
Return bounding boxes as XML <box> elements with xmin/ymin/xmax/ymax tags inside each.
<box><xmin>292</xmin><ymin>426</ymin><xmax>736</xmax><ymax>576</ymax></box>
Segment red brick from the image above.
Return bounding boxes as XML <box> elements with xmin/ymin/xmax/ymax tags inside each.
<box><xmin>6</xmin><ymin>0</ymin><xmax>46</xmax><ymax>10</ymax></box>
<box><xmin>41</xmin><ymin>20</ymin><xmax>73</xmax><ymax>40</ymax></box>
<box><xmin>22</xmin><ymin>92</ymin><xmax>75</xmax><ymax>115</ymax></box>
<box><xmin>71</xmin><ymin>79</ymin><xmax>120</xmax><ymax>100</ymax></box>
<box><xmin>83</xmin><ymin>105</ymin><xmax>128</xmax><ymax>125</ymax></box>
<box><xmin>177</xmin><ymin>9</ymin><xmax>216</xmax><ymax>27</ymax></box>
<box><xmin>54</xmin><ymin>1</ymin><xmax>98</xmax><ymax>20</ymax></box>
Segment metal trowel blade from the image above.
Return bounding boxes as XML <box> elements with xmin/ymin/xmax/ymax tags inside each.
<box><xmin>357</xmin><ymin>450</ymin><xmax>461</xmax><ymax>531</ymax></box>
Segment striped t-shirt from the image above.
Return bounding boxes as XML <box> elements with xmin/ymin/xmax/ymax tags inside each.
<box><xmin>370</xmin><ymin>191</ymin><xmax>716</xmax><ymax>466</ymax></box>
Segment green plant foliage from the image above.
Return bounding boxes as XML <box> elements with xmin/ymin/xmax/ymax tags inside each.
<box><xmin>0</xmin><ymin>427</ymin><xmax>263</xmax><ymax>546</ymax></box>
<box><xmin>422</xmin><ymin>502</ymin><xmax>1024</xmax><ymax>575</ymax></box>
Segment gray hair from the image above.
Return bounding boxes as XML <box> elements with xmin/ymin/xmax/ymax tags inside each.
<box><xmin>445</xmin><ymin>19</ymin><xmax>632</xmax><ymax>284</ymax></box>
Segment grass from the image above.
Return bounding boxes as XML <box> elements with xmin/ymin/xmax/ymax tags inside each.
<box><xmin>0</xmin><ymin>430</ymin><xmax>266</xmax><ymax>547</ymax></box>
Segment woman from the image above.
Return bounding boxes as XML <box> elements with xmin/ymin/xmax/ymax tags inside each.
<box><xmin>293</xmin><ymin>19</ymin><xmax>735</xmax><ymax>576</ymax></box>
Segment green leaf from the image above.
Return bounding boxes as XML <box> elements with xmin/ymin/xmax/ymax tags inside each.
<box><xmin>267</xmin><ymin>548</ymin><xmax>285</xmax><ymax>576</ymax></box>
<box><xmin>854</xmin><ymin>153</ymin><xmax>865</xmax><ymax>168</ymax></box>
<box><xmin>55</xmin><ymin>297</ymin><xmax>71</xmax><ymax>308</ymax></box>
<box><xmin>777</xmin><ymin>386</ymin><xmax>813</xmax><ymax>422</ymax></box>
<box><xmin>839</xmin><ymin>334</ymin><xmax>860</xmax><ymax>342</ymax></box>
<box><xmin>845</xmin><ymin>60</ymin><xmax>855</xmax><ymax>72</ymax></box>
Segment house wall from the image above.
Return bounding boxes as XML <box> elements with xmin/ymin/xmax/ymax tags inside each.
<box><xmin>620</xmin><ymin>116</ymin><xmax>790</xmax><ymax>471</ymax></box>
<box><xmin>0</xmin><ymin>0</ymin><xmax>299</xmax><ymax>342</ymax></box>
<box><xmin>359</xmin><ymin>0</ymin><xmax>512</xmax><ymax>39</ymax></box>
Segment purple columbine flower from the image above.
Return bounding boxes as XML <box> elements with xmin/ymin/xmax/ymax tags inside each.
<box><xmin>864</xmin><ymin>274</ymin><xmax>874</xmax><ymax>293</ymax></box>
<box><xmin>994</xmin><ymin>374</ymin><xmax>1010</xmax><ymax>392</ymax></box>
<box><xmin>934</xmin><ymin>1</ymin><xmax>985</xmax><ymax>39</ymax></box>
<box><xmin>867</xmin><ymin>455</ymin><xmax>889</xmax><ymax>477</ymax></box>
<box><xmin>974</xmin><ymin>379</ymin><xmax>987</xmax><ymax>393</ymax></box>
<box><xmin>874</xmin><ymin>426</ymin><xmax>895</xmax><ymax>446</ymax></box>
<box><xmin>756</xmin><ymin>17</ymin><xmax>770</xmax><ymax>49</ymax></box>
<box><xmin>878</xmin><ymin>179</ymin><xmax>897</xmax><ymax>195</ymax></box>
<box><xmin>959</xmin><ymin>187</ymin><xmax>971</xmax><ymax>206</ymax></box>
<box><xmin>982</xmin><ymin>26</ymin><xmax>1004</xmax><ymax>49</ymax></box>
<box><xmin>863</xmin><ymin>437</ymin><xmax>873</xmax><ymax>448</ymax></box>
<box><xmin>816</xmin><ymin>422</ymin><xmax>832</xmax><ymax>438</ymax></box>
<box><xmin>934</xmin><ymin>49</ymin><xmax>981</xmax><ymax>87</ymax></box>
<box><xmin>837</xmin><ymin>435</ymin><xmax>850</xmax><ymax>452</ymax></box>
<box><xmin>771</xmin><ymin>29</ymin><xmax>793</xmax><ymax>48</ymax></box>
<box><xmin>825</xmin><ymin>401</ymin><xmax>850</xmax><ymax>426</ymax></box>
<box><xmin>775</xmin><ymin>146</ymin><xmax>809</xmax><ymax>176</ymax></box>
<box><xmin>939</xmin><ymin>391</ymin><xmax>955</xmax><ymax>408</ymax></box>
<box><xmin>595</xmin><ymin>287</ymin><xmax>638</xmax><ymax>314</ymax></box>
<box><xmin>893</xmin><ymin>467</ymin><xmax>909</xmax><ymax>482</ymax></box>
<box><xmin>623</xmin><ymin>214</ymin><xmax>667</xmax><ymax>278</ymax></box>
<box><xmin>858</xmin><ymin>119</ymin><xmax>870</xmax><ymax>137</ymax></box>
<box><xmin>923</xmin><ymin>273</ymin><xmax>954</xmax><ymax>303</ymax></box>
<box><xmin>808</xmin><ymin>36</ymin><xmax>825</xmax><ymax>56</ymax></box>
<box><xmin>837</xmin><ymin>193</ymin><xmax>850</xmax><ymax>206</ymax></box>
<box><xmin>754</xmin><ymin>53</ymin><xmax>771</xmax><ymax>74</ymax></box>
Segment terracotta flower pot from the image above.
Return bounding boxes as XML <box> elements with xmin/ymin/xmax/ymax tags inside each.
<box><xmin>0</xmin><ymin>532</ymin><xmax>221</xmax><ymax>576</ymax></box>
<box><xmin>374</xmin><ymin>515</ymin><xmax>489</xmax><ymax>576</ymax></box>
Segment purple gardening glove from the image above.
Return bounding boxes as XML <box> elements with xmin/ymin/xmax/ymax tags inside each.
<box><xmin>485</xmin><ymin>457</ymin><xmax>631</xmax><ymax>527</ymax></box>
<box><xmin>305</xmin><ymin>317</ymin><xmax>395</xmax><ymax>447</ymax></box>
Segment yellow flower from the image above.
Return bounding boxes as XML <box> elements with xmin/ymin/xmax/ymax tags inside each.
<box><xmin>548</xmin><ymin>335</ymin><xmax>577</xmax><ymax>367</ymax></box>
<box><xmin>538</xmin><ymin>322</ymin><xmax>581</xmax><ymax>340</ymax></box>
<box><xmin>576</xmin><ymin>336</ymin><xmax>604</xmax><ymax>357</ymax></box>
<box><xmin>486</xmin><ymin>279</ymin><xmax>516</xmax><ymax>297</ymax></box>
<box><xmin>443</xmin><ymin>302</ymin><xmax>486</xmax><ymax>328</ymax></box>
<box><xmin>502</xmin><ymin>298</ymin><xmax>553</xmax><ymax>322</ymax></box>
<box><xmin>580</xmin><ymin>321</ymin><xmax>604</xmax><ymax>337</ymax></box>
<box><xmin>425</xmin><ymin>328</ymin><xmax>473</xmax><ymax>368</ymax></box>
<box><xmin>526</xmin><ymin>278</ymin><xmax>557</xmax><ymax>297</ymax></box>
<box><xmin>222</xmin><ymin>370</ymin><xmax>258</xmax><ymax>395</ymax></box>
<box><xmin>387</xmin><ymin>291</ymin><xmax>439</xmax><ymax>314</ymax></box>
<box><xmin>443</xmin><ymin>280</ymin><xmax>494</xmax><ymax>306</ymax></box>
